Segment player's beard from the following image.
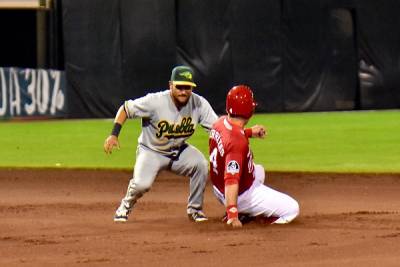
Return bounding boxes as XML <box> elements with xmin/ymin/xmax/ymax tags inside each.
<box><xmin>176</xmin><ymin>95</ymin><xmax>189</xmax><ymax>105</ymax></box>
<box><xmin>171</xmin><ymin>92</ymin><xmax>191</xmax><ymax>108</ymax></box>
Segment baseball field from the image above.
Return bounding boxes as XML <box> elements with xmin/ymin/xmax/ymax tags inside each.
<box><xmin>1</xmin><ymin>110</ymin><xmax>399</xmax><ymax>266</ymax></box>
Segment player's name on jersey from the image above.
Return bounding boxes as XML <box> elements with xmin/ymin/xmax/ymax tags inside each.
<box><xmin>210</xmin><ymin>129</ymin><xmax>225</xmax><ymax>156</ymax></box>
<box><xmin>156</xmin><ymin>117</ymin><xmax>195</xmax><ymax>139</ymax></box>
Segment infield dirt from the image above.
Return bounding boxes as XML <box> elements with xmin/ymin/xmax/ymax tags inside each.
<box><xmin>0</xmin><ymin>169</ymin><xmax>399</xmax><ymax>266</ymax></box>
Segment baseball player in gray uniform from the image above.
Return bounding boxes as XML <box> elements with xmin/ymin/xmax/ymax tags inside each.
<box><xmin>104</xmin><ymin>66</ymin><xmax>218</xmax><ymax>223</ymax></box>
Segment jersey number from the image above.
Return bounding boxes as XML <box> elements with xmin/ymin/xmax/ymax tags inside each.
<box><xmin>210</xmin><ymin>148</ymin><xmax>218</xmax><ymax>174</ymax></box>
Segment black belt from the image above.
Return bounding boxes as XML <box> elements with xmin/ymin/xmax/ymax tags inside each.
<box><xmin>165</xmin><ymin>143</ymin><xmax>188</xmax><ymax>160</ymax></box>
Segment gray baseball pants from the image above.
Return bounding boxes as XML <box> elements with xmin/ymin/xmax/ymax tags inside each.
<box><xmin>118</xmin><ymin>144</ymin><xmax>208</xmax><ymax>215</ymax></box>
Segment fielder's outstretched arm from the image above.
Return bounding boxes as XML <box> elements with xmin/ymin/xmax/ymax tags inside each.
<box><xmin>104</xmin><ymin>105</ymin><xmax>127</xmax><ymax>154</ymax></box>
<box><xmin>114</xmin><ymin>105</ymin><xmax>128</xmax><ymax>125</ymax></box>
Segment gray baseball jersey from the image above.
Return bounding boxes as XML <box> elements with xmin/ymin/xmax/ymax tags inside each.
<box><xmin>124</xmin><ymin>90</ymin><xmax>218</xmax><ymax>157</ymax></box>
<box><xmin>115</xmin><ymin>89</ymin><xmax>218</xmax><ymax>220</ymax></box>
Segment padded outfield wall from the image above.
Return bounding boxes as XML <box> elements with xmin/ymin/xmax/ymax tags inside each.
<box><xmin>62</xmin><ymin>0</ymin><xmax>400</xmax><ymax>118</ymax></box>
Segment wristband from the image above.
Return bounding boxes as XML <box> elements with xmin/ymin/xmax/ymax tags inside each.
<box><xmin>244</xmin><ymin>128</ymin><xmax>252</xmax><ymax>138</ymax></box>
<box><xmin>225</xmin><ymin>179</ymin><xmax>239</xmax><ymax>186</ymax></box>
<box><xmin>226</xmin><ymin>205</ymin><xmax>238</xmax><ymax>221</ymax></box>
<box><xmin>111</xmin><ymin>123</ymin><xmax>122</xmax><ymax>137</ymax></box>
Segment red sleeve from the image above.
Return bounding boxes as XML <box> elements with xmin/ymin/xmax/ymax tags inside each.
<box><xmin>224</xmin><ymin>142</ymin><xmax>246</xmax><ymax>186</ymax></box>
<box><xmin>244</xmin><ymin>128</ymin><xmax>252</xmax><ymax>138</ymax></box>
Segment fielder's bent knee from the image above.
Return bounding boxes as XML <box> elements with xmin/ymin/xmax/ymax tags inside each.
<box><xmin>200</xmin><ymin>158</ymin><xmax>208</xmax><ymax>173</ymax></box>
<box><xmin>130</xmin><ymin>181</ymin><xmax>152</xmax><ymax>194</ymax></box>
<box><xmin>191</xmin><ymin>158</ymin><xmax>208</xmax><ymax>176</ymax></box>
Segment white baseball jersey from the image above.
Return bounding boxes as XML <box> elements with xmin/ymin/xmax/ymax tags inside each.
<box><xmin>124</xmin><ymin>90</ymin><xmax>218</xmax><ymax>157</ymax></box>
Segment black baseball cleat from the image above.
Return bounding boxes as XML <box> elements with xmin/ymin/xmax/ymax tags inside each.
<box><xmin>188</xmin><ymin>210</ymin><xmax>208</xmax><ymax>222</ymax></box>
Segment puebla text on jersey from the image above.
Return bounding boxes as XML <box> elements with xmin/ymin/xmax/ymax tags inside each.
<box><xmin>124</xmin><ymin>90</ymin><xmax>218</xmax><ymax>157</ymax></box>
<box><xmin>209</xmin><ymin>117</ymin><xmax>255</xmax><ymax>195</ymax></box>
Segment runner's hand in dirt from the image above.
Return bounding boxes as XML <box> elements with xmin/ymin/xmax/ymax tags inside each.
<box><xmin>104</xmin><ymin>135</ymin><xmax>120</xmax><ymax>154</ymax></box>
<box><xmin>227</xmin><ymin>218</ymin><xmax>243</xmax><ymax>228</ymax></box>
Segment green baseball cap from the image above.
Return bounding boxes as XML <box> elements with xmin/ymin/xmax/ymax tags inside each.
<box><xmin>170</xmin><ymin>66</ymin><xmax>197</xmax><ymax>87</ymax></box>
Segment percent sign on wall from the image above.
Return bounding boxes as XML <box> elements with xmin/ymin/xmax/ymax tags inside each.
<box><xmin>0</xmin><ymin>67</ymin><xmax>66</xmax><ymax>118</ymax></box>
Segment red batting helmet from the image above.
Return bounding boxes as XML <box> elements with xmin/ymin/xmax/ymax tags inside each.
<box><xmin>226</xmin><ymin>85</ymin><xmax>257</xmax><ymax>119</ymax></box>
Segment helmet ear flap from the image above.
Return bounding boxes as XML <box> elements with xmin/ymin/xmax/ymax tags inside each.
<box><xmin>226</xmin><ymin>85</ymin><xmax>256</xmax><ymax>119</ymax></box>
